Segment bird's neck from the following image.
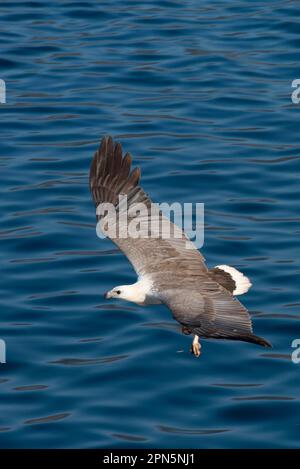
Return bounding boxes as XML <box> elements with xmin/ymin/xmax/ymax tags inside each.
<box><xmin>122</xmin><ymin>277</ymin><xmax>153</xmax><ymax>305</ymax></box>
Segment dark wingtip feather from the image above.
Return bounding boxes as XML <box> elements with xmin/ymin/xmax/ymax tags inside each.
<box><xmin>106</xmin><ymin>136</ymin><xmax>113</xmax><ymax>156</ymax></box>
<box><xmin>89</xmin><ymin>136</ymin><xmax>142</xmax><ymax>207</ymax></box>
<box><xmin>241</xmin><ymin>333</ymin><xmax>272</xmax><ymax>348</ymax></box>
<box><xmin>120</xmin><ymin>152</ymin><xmax>132</xmax><ymax>179</ymax></box>
<box><xmin>128</xmin><ymin>167</ymin><xmax>141</xmax><ymax>186</ymax></box>
<box><xmin>114</xmin><ymin>142</ymin><xmax>123</xmax><ymax>164</ymax></box>
<box><xmin>122</xmin><ymin>152</ymin><xmax>132</xmax><ymax>167</ymax></box>
<box><xmin>99</xmin><ymin>135</ymin><xmax>110</xmax><ymax>157</ymax></box>
<box><xmin>255</xmin><ymin>335</ymin><xmax>272</xmax><ymax>348</ymax></box>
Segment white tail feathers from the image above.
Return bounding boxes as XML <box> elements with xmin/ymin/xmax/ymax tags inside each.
<box><xmin>215</xmin><ymin>265</ymin><xmax>252</xmax><ymax>295</ymax></box>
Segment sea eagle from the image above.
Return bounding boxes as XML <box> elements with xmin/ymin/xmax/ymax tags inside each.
<box><xmin>89</xmin><ymin>136</ymin><xmax>271</xmax><ymax>357</ymax></box>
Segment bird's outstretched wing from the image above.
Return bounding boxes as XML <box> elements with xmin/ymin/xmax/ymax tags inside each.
<box><xmin>89</xmin><ymin>136</ymin><xmax>207</xmax><ymax>279</ymax></box>
<box><xmin>160</xmin><ymin>285</ymin><xmax>271</xmax><ymax>347</ymax></box>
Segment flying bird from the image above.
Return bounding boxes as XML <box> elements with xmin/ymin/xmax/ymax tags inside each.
<box><xmin>89</xmin><ymin>136</ymin><xmax>271</xmax><ymax>357</ymax></box>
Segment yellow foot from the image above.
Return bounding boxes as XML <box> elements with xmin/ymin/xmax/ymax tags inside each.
<box><xmin>190</xmin><ymin>335</ymin><xmax>201</xmax><ymax>358</ymax></box>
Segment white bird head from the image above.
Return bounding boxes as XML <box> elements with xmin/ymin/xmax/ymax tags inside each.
<box><xmin>104</xmin><ymin>283</ymin><xmax>146</xmax><ymax>305</ymax></box>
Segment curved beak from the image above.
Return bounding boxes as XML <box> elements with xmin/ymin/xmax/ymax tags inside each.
<box><xmin>104</xmin><ymin>290</ymin><xmax>111</xmax><ymax>299</ymax></box>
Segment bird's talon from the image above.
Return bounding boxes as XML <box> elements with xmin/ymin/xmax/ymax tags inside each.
<box><xmin>190</xmin><ymin>335</ymin><xmax>201</xmax><ymax>357</ymax></box>
<box><xmin>193</xmin><ymin>343</ymin><xmax>201</xmax><ymax>357</ymax></box>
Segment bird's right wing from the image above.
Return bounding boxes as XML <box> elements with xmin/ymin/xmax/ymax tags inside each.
<box><xmin>89</xmin><ymin>136</ymin><xmax>207</xmax><ymax>279</ymax></box>
<box><xmin>160</xmin><ymin>284</ymin><xmax>271</xmax><ymax>346</ymax></box>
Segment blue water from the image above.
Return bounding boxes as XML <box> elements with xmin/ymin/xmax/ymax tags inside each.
<box><xmin>1</xmin><ymin>0</ymin><xmax>300</xmax><ymax>449</ymax></box>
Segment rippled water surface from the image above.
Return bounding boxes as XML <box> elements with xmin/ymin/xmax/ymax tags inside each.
<box><xmin>1</xmin><ymin>0</ymin><xmax>300</xmax><ymax>448</ymax></box>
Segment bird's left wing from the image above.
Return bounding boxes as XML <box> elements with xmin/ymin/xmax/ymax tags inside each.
<box><xmin>89</xmin><ymin>136</ymin><xmax>207</xmax><ymax>279</ymax></box>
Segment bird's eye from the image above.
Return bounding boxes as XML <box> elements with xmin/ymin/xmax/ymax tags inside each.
<box><xmin>116</xmin><ymin>290</ymin><xmax>121</xmax><ymax>295</ymax></box>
